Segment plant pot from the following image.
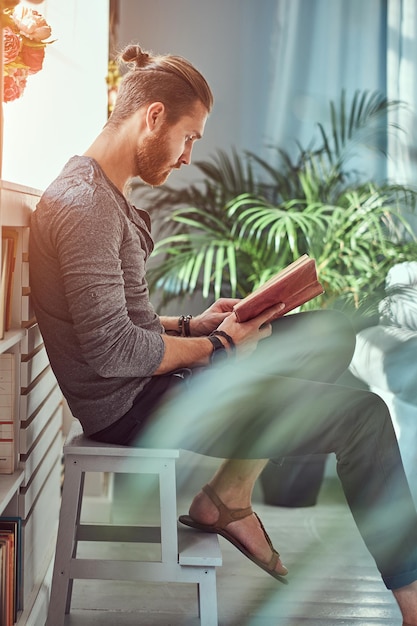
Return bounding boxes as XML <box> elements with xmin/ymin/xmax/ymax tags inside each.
<box><xmin>260</xmin><ymin>455</ymin><xmax>327</xmax><ymax>507</ymax></box>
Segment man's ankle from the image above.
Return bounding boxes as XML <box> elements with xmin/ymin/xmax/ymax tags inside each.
<box><xmin>392</xmin><ymin>579</ymin><xmax>417</xmax><ymax>626</ymax></box>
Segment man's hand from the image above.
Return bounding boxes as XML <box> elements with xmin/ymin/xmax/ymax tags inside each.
<box><xmin>155</xmin><ymin>301</ymin><xmax>284</xmax><ymax>374</ymax></box>
<box><xmin>216</xmin><ymin>302</ymin><xmax>285</xmax><ymax>359</ymax></box>
<box><xmin>190</xmin><ymin>298</ymin><xmax>240</xmax><ymax>336</ymax></box>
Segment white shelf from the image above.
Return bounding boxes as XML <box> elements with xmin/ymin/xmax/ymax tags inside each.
<box><xmin>0</xmin><ymin>180</ymin><xmax>42</xmax><ymax>197</ymax></box>
<box><xmin>0</xmin><ymin>180</ymin><xmax>62</xmax><ymax>623</ymax></box>
<box><xmin>0</xmin><ymin>180</ymin><xmax>40</xmax><ymax>227</ymax></box>
<box><xmin>0</xmin><ymin>468</ymin><xmax>24</xmax><ymax>515</ymax></box>
<box><xmin>0</xmin><ymin>328</ymin><xmax>26</xmax><ymax>353</ymax></box>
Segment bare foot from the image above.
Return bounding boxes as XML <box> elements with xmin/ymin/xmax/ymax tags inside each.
<box><xmin>393</xmin><ymin>580</ymin><xmax>417</xmax><ymax>625</ymax></box>
<box><xmin>188</xmin><ymin>488</ymin><xmax>288</xmax><ymax>577</ymax></box>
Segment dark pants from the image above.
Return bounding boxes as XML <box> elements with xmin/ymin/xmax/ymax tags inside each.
<box><xmin>91</xmin><ymin>310</ymin><xmax>417</xmax><ymax>590</ymax></box>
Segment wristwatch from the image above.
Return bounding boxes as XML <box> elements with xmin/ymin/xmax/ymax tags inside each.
<box><xmin>207</xmin><ymin>335</ymin><xmax>227</xmax><ymax>365</ymax></box>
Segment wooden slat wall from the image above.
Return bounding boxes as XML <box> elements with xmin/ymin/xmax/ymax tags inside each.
<box><xmin>18</xmin><ymin>328</ymin><xmax>62</xmax><ymax>605</ymax></box>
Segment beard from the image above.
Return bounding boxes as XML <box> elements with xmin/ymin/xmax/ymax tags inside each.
<box><xmin>135</xmin><ymin>125</ymin><xmax>176</xmax><ymax>186</ymax></box>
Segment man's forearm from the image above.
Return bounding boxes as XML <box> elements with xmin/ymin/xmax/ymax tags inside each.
<box><xmin>160</xmin><ymin>316</ymin><xmax>182</xmax><ymax>335</ymax></box>
<box><xmin>160</xmin><ymin>315</ymin><xmax>199</xmax><ymax>337</ymax></box>
<box><xmin>153</xmin><ymin>334</ymin><xmax>216</xmax><ymax>373</ymax></box>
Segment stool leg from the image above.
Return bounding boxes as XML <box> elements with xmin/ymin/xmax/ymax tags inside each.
<box><xmin>46</xmin><ymin>458</ymin><xmax>84</xmax><ymax>626</ymax></box>
<box><xmin>65</xmin><ymin>471</ymin><xmax>85</xmax><ymax>613</ymax></box>
<box><xmin>159</xmin><ymin>458</ymin><xmax>178</xmax><ymax>563</ymax></box>
<box><xmin>198</xmin><ymin>569</ymin><xmax>219</xmax><ymax>626</ymax></box>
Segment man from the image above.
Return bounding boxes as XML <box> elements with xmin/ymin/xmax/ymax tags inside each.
<box><xmin>29</xmin><ymin>44</ymin><xmax>417</xmax><ymax>622</ymax></box>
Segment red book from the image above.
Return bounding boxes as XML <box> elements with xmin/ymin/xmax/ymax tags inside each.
<box><xmin>233</xmin><ymin>254</ymin><xmax>324</xmax><ymax>323</ymax></box>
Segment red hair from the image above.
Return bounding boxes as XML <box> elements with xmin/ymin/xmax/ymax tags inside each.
<box><xmin>107</xmin><ymin>44</ymin><xmax>213</xmax><ymax>128</ymax></box>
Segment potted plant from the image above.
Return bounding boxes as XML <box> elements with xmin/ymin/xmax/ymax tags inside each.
<box><xmin>134</xmin><ymin>90</ymin><xmax>417</xmax><ymax>505</ymax></box>
<box><xmin>140</xmin><ymin>90</ymin><xmax>417</xmax><ymax>316</ymax></box>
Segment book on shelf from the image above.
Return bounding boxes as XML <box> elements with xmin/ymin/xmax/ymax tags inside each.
<box><xmin>0</xmin><ymin>353</ymin><xmax>15</xmax><ymax>475</ymax></box>
<box><xmin>233</xmin><ymin>254</ymin><xmax>325</xmax><ymax>323</ymax></box>
<box><xmin>0</xmin><ymin>240</ymin><xmax>9</xmax><ymax>341</ymax></box>
<box><xmin>2</xmin><ymin>229</ymin><xmax>18</xmax><ymax>334</ymax></box>
<box><xmin>0</xmin><ymin>518</ymin><xmax>22</xmax><ymax>622</ymax></box>
<box><xmin>0</xmin><ymin>229</ymin><xmax>18</xmax><ymax>339</ymax></box>
<box><xmin>0</xmin><ymin>530</ymin><xmax>14</xmax><ymax>626</ymax></box>
<box><xmin>0</xmin><ymin>538</ymin><xmax>7</xmax><ymax>626</ymax></box>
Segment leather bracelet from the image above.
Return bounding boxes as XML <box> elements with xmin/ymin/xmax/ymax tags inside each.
<box><xmin>210</xmin><ymin>330</ymin><xmax>235</xmax><ymax>352</ymax></box>
<box><xmin>207</xmin><ymin>335</ymin><xmax>227</xmax><ymax>365</ymax></box>
<box><xmin>183</xmin><ymin>314</ymin><xmax>192</xmax><ymax>337</ymax></box>
<box><xmin>178</xmin><ymin>315</ymin><xmax>185</xmax><ymax>335</ymax></box>
<box><xmin>178</xmin><ymin>314</ymin><xmax>193</xmax><ymax>337</ymax></box>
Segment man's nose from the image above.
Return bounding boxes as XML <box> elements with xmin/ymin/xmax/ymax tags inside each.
<box><xmin>180</xmin><ymin>143</ymin><xmax>193</xmax><ymax>165</ymax></box>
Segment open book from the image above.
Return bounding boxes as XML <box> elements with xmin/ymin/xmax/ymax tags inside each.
<box><xmin>233</xmin><ymin>254</ymin><xmax>324</xmax><ymax>323</ymax></box>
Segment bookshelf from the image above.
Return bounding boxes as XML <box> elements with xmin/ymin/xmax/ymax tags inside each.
<box><xmin>0</xmin><ymin>180</ymin><xmax>63</xmax><ymax>626</ymax></box>
<box><xmin>0</xmin><ymin>1</ymin><xmax>110</xmax><ymax>621</ymax></box>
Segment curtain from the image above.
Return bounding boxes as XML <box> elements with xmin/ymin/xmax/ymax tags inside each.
<box><xmin>263</xmin><ymin>0</ymin><xmax>388</xmax><ymax>180</ymax></box>
<box><xmin>386</xmin><ymin>0</ymin><xmax>417</xmax><ymax>190</ymax></box>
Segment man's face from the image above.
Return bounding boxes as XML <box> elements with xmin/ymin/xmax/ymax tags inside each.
<box><xmin>136</xmin><ymin>100</ymin><xmax>208</xmax><ymax>186</ymax></box>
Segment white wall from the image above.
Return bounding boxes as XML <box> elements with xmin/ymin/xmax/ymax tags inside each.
<box><xmin>2</xmin><ymin>0</ymin><xmax>109</xmax><ymax>191</ymax></box>
<box><xmin>117</xmin><ymin>0</ymin><xmax>402</xmax><ymax>192</ymax></box>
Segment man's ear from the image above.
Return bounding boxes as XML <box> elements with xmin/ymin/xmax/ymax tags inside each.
<box><xmin>145</xmin><ymin>102</ymin><xmax>165</xmax><ymax>131</ymax></box>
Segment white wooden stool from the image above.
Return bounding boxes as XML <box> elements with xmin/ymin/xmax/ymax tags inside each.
<box><xmin>46</xmin><ymin>420</ymin><xmax>222</xmax><ymax>626</ymax></box>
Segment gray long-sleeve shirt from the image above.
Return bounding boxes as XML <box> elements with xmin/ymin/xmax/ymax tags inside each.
<box><xmin>29</xmin><ymin>156</ymin><xmax>165</xmax><ymax>435</ymax></box>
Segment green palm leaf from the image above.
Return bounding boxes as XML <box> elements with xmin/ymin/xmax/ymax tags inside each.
<box><xmin>143</xmin><ymin>89</ymin><xmax>417</xmax><ymax>313</ymax></box>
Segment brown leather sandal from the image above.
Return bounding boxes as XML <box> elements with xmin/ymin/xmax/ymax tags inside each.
<box><xmin>179</xmin><ymin>483</ymin><xmax>289</xmax><ymax>583</ymax></box>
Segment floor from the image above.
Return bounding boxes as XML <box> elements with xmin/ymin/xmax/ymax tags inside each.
<box><xmin>61</xmin><ymin>453</ymin><xmax>402</xmax><ymax>626</ymax></box>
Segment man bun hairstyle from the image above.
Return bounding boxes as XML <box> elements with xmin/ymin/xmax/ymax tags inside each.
<box><xmin>121</xmin><ymin>45</ymin><xmax>152</xmax><ymax>68</ymax></box>
<box><xmin>107</xmin><ymin>44</ymin><xmax>214</xmax><ymax>128</ymax></box>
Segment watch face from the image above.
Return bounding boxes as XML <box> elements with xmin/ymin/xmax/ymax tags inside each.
<box><xmin>210</xmin><ymin>344</ymin><xmax>228</xmax><ymax>366</ymax></box>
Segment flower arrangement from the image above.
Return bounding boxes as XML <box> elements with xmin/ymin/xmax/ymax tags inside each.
<box><xmin>1</xmin><ymin>0</ymin><xmax>54</xmax><ymax>102</ymax></box>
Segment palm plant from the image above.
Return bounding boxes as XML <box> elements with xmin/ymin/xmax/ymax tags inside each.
<box><xmin>136</xmin><ymin>90</ymin><xmax>417</xmax><ymax>316</ymax></box>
